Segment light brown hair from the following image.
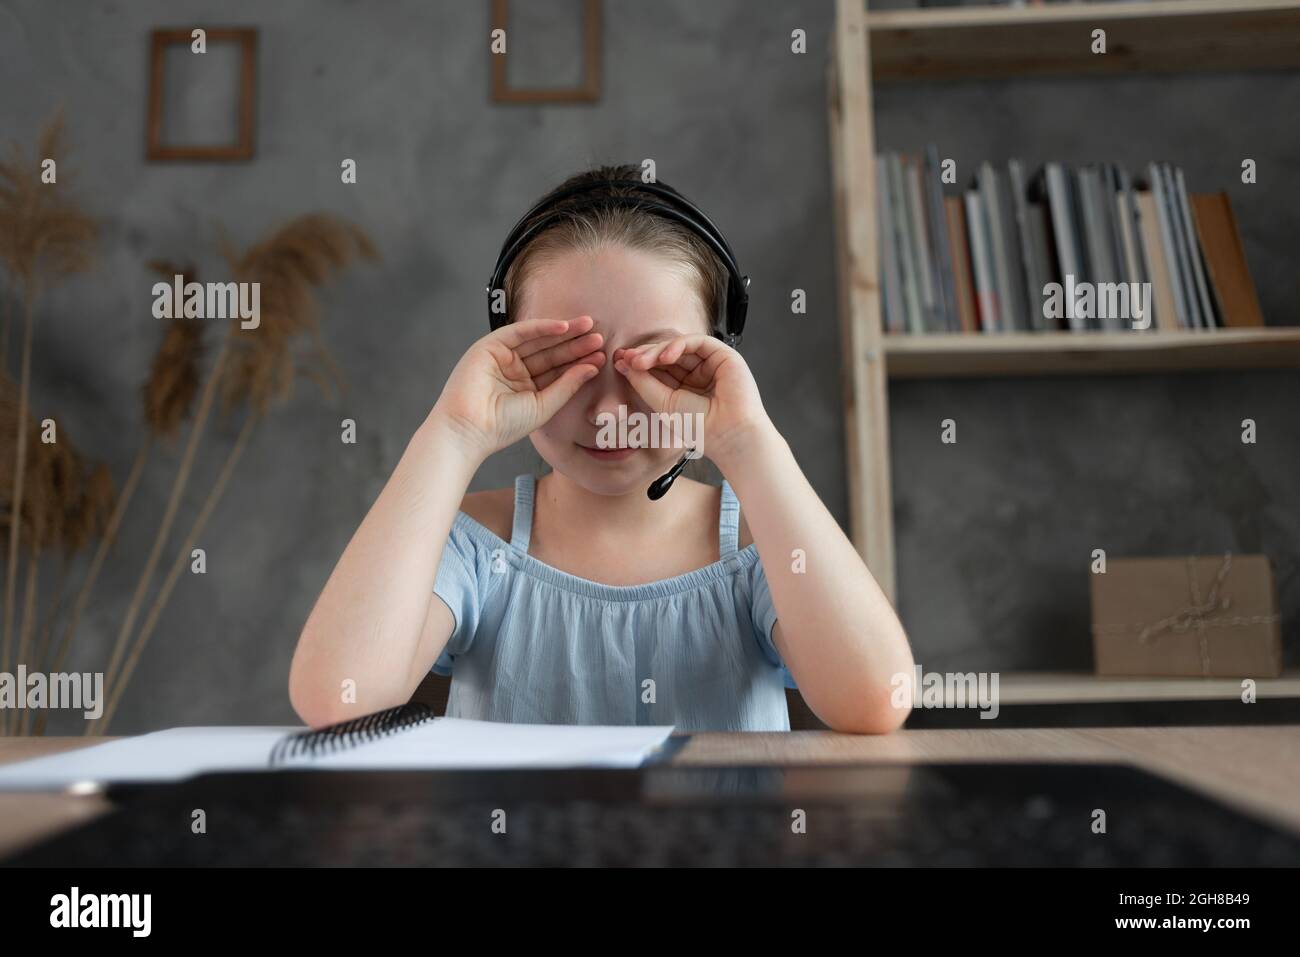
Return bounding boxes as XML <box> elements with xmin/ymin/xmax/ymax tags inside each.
<box><xmin>504</xmin><ymin>163</ymin><xmax>729</xmax><ymax>337</ymax></box>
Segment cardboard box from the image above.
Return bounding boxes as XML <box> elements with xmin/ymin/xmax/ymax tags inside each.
<box><xmin>1090</xmin><ymin>554</ymin><xmax>1283</xmax><ymax>677</ymax></box>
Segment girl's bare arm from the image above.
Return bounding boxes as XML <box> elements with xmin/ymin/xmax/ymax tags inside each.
<box><xmin>289</xmin><ymin>317</ymin><xmax>605</xmax><ymax>728</ymax></box>
<box><xmin>288</xmin><ymin>414</ymin><xmax>483</xmax><ymax>728</ymax></box>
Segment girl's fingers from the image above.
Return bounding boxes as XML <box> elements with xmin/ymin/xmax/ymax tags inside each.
<box><xmin>620</xmin><ymin>340</ymin><xmax>719</xmax><ymax>391</ymax></box>
<box><xmin>534</xmin><ymin>358</ymin><xmax>601</xmax><ymax>422</ymax></box>
<box><xmin>496</xmin><ymin>315</ymin><xmax>594</xmax><ymax>356</ymax></box>
<box><xmin>523</xmin><ymin>331</ymin><xmax>603</xmax><ymax>379</ymax></box>
<box><xmin>533</xmin><ymin>350</ymin><xmax>604</xmax><ymax>392</ymax></box>
<box><xmin>627</xmin><ymin>334</ymin><xmax>726</xmax><ymax>370</ymax></box>
<box><xmin>647</xmin><ymin>368</ymin><xmax>681</xmax><ymax>392</ymax></box>
<box><xmin>613</xmin><ymin>357</ymin><xmax>675</xmax><ymax>411</ymax></box>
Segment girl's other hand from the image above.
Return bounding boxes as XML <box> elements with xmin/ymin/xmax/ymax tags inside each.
<box><xmin>432</xmin><ymin>316</ymin><xmax>604</xmax><ymax>461</ymax></box>
<box><xmin>612</xmin><ymin>334</ymin><xmax>770</xmax><ymax>469</ymax></box>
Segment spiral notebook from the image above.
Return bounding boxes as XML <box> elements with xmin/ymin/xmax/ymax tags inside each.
<box><xmin>0</xmin><ymin>704</ymin><xmax>677</xmax><ymax>791</ymax></box>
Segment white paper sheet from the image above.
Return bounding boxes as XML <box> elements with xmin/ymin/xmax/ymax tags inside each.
<box><xmin>302</xmin><ymin>718</ymin><xmax>674</xmax><ymax>770</ymax></box>
<box><xmin>0</xmin><ymin>719</ymin><xmax>675</xmax><ymax>791</ymax></box>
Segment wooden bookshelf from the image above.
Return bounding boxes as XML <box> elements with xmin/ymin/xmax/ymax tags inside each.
<box><xmin>828</xmin><ymin>0</ymin><xmax>1300</xmax><ymax>606</ymax></box>
<box><xmin>975</xmin><ymin>669</ymin><xmax>1300</xmax><ymax>707</ymax></box>
<box><xmin>871</xmin><ymin>0</ymin><xmax>1300</xmax><ymax>82</ymax></box>
<box><xmin>886</xmin><ymin>327</ymin><xmax>1300</xmax><ymax>378</ymax></box>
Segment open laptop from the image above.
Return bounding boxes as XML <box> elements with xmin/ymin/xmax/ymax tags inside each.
<box><xmin>6</xmin><ymin>761</ymin><xmax>1298</xmax><ymax>866</ymax></box>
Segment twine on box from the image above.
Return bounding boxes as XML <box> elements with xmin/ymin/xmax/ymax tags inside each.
<box><xmin>1094</xmin><ymin>553</ymin><xmax>1281</xmax><ymax>676</ymax></box>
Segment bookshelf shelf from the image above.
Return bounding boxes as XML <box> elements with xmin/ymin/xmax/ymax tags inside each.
<box><xmin>948</xmin><ymin>669</ymin><xmax>1300</xmax><ymax>706</ymax></box>
<box><xmin>828</xmin><ymin>0</ymin><xmax>1300</xmax><ymax>608</ymax></box>
<box><xmin>885</xmin><ymin>328</ymin><xmax>1300</xmax><ymax>378</ymax></box>
<box><xmin>870</xmin><ymin>0</ymin><xmax>1300</xmax><ymax>82</ymax></box>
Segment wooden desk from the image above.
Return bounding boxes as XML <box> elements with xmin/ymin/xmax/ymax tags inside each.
<box><xmin>2</xmin><ymin>726</ymin><xmax>1298</xmax><ymax>860</ymax></box>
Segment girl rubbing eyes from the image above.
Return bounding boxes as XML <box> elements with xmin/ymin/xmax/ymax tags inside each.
<box><xmin>289</xmin><ymin>165</ymin><xmax>913</xmax><ymax>733</ymax></box>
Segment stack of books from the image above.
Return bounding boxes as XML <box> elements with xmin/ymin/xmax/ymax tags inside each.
<box><xmin>876</xmin><ymin>146</ymin><xmax>1266</xmax><ymax>335</ymax></box>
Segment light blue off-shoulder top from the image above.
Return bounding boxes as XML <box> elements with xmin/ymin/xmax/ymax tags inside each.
<box><xmin>430</xmin><ymin>474</ymin><xmax>795</xmax><ymax>731</ymax></box>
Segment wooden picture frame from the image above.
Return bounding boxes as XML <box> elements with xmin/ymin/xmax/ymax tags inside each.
<box><xmin>491</xmin><ymin>0</ymin><xmax>601</xmax><ymax>103</ymax></box>
<box><xmin>147</xmin><ymin>27</ymin><xmax>257</xmax><ymax>161</ymax></box>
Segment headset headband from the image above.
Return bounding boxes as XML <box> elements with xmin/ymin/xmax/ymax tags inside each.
<box><xmin>486</xmin><ymin>178</ymin><xmax>749</xmax><ymax>347</ymax></box>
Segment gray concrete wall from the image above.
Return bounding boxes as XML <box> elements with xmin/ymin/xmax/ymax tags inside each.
<box><xmin>0</xmin><ymin>0</ymin><xmax>1293</xmax><ymax>732</ymax></box>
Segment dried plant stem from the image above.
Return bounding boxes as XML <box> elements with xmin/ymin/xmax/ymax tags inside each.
<box><xmin>94</xmin><ymin>411</ymin><xmax>259</xmax><ymax>733</ymax></box>
<box><xmin>2</xmin><ymin>288</ymin><xmax>36</xmax><ymax>680</ymax></box>
<box><xmin>0</xmin><ymin>290</ymin><xmax>10</xmax><ymax>372</ymax></box>
<box><xmin>4</xmin><ymin>553</ymin><xmax>40</xmax><ymax>735</ymax></box>
<box><xmin>21</xmin><ymin>558</ymin><xmax>70</xmax><ymax>735</ymax></box>
<box><xmin>30</xmin><ymin>439</ymin><xmax>151</xmax><ymax>737</ymax></box>
<box><xmin>101</xmin><ymin>341</ymin><xmax>229</xmax><ymax>696</ymax></box>
<box><xmin>30</xmin><ymin>559</ymin><xmax>69</xmax><ymax>674</ymax></box>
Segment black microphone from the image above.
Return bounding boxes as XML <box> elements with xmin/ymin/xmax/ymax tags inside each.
<box><xmin>647</xmin><ymin>448</ymin><xmax>695</xmax><ymax>501</ymax></box>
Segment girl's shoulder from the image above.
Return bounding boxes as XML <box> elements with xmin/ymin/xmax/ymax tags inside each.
<box><xmin>459</xmin><ymin>487</ymin><xmax>514</xmax><ymax>541</ymax></box>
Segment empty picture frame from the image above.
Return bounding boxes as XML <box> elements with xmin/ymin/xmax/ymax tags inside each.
<box><xmin>491</xmin><ymin>0</ymin><xmax>601</xmax><ymax>103</ymax></box>
<box><xmin>147</xmin><ymin>27</ymin><xmax>257</xmax><ymax>160</ymax></box>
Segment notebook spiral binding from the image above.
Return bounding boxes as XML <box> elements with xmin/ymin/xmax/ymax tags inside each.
<box><xmin>268</xmin><ymin>702</ymin><xmax>436</xmax><ymax>766</ymax></box>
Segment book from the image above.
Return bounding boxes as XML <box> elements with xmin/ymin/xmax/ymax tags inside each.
<box><xmin>1135</xmin><ymin>191</ymin><xmax>1180</xmax><ymax>332</ymax></box>
<box><xmin>905</xmin><ymin>157</ymin><xmax>940</xmax><ymax>331</ymax></box>
<box><xmin>876</xmin><ymin>154</ymin><xmax>905</xmax><ymax>333</ymax></box>
<box><xmin>888</xmin><ymin>154</ymin><xmax>924</xmax><ymax>334</ymax></box>
<box><xmin>1149</xmin><ymin>163</ymin><xmax>1190</xmax><ymax>328</ymax></box>
<box><xmin>1115</xmin><ymin>192</ymin><xmax>1145</xmax><ymax>329</ymax></box>
<box><xmin>1027</xmin><ymin>203</ymin><xmax>1059</xmax><ymax>330</ymax></box>
<box><xmin>1044</xmin><ymin>163</ymin><xmax>1085</xmax><ymax>331</ymax></box>
<box><xmin>1103</xmin><ymin>163</ymin><xmax>1131</xmax><ymax>289</ymax></box>
<box><xmin>1119</xmin><ymin>166</ymin><xmax>1154</xmax><ymax>323</ymax></box>
<box><xmin>925</xmin><ymin>144</ymin><xmax>959</xmax><ymax>332</ymax></box>
<box><xmin>978</xmin><ymin>162</ymin><xmax>1020</xmax><ymax>331</ymax></box>
<box><xmin>1008</xmin><ymin>159</ymin><xmax>1045</xmax><ymax>331</ymax></box>
<box><xmin>965</xmin><ymin>189</ymin><xmax>999</xmax><ymax>331</ymax></box>
<box><xmin>1189</xmin><ymin>192</ymin><xmax>1266</xmax><ymax>328</ymax></box>
<box><xmin>1174</xmin><ymin>167</ymin><xmax>1220</xmax><ymax>328</ymax></box>
<box><xmin>1078</xmin><ymin>166</ymin><xmax>1123</xmax><ymax>330</ymax></box>
<box><xmin>945</xmin><ymin>196</ymin><xmax>979</xmax><ymax>333</ymax></box>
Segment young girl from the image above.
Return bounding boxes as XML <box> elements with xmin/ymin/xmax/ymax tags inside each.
<box><xmin>289</xmin><ymin>165</ymin><xmax>913</xmax><ymax>733</ymax></box>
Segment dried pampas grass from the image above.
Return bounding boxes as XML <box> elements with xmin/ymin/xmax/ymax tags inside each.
<box><xmin>221</xmin><ymin>214</ymin><xmax>376</xmax><ymax>414</ymax></box>
<box><xmin>0</xmin><ymin>111</ymin><xmax>98</xmax><ymax>712</ymax></box>
<box><xmin>93</xmin><ymin>215</ymin><xmax>377</xmax><ymax>732</ymax></box>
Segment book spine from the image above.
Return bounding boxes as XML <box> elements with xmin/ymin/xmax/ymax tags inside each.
<box><xmin>905</xmin><ymin>157</ymin><xmax>939</xmax><ymax>331</ymax></box>
<box><xmin>965</xmin><ymin>189</ymin><xmax>999</xmax><ymax>333</ymax></box>
<box><xmin>1008</xmin><ymin>159</ymin><xmax>1043</xmax><ymax>331</ymax></box>
<box><xmin>1122</xmin><ymin>167</ymin><xmax>1153</xmax><ymax>323</ymax></box>
<box><xmin>876</xmin><ymin>153</ymin><xmax>904</xmax><ymax>334</ymax></box>
<box><xmin>889</xmin><ymin>154</ymin><xmax>923</xmax><ymax>335</ymax></box>
<box><xmin>925</xmin><ymin>144</ymin><xmax>959</xmax><ymax>332</ymax></box>
<box><xmin>1136</xmin><ymin>190</ymin><xmax>1180</xmax><ymax>332</ymax></box>
<box><xmin>945</xmin><ymin>196</ymin><xmax>979</xmax><ymax>333</ymax></box>
<box><xmin>1045</xmin><ymin>163</ymin><xmax>1083</xmax><ymax>331</ymax></box>
<box><xmin>1149</xmin><ymin>162</ymin><xmax>1189</xmax><ymax>329</ymax></box>
<box><xmin>979</xmin><ymin>163</ymin><xmax>1014</xmax><ymax>332</ymax></box>
<box><xmin>1114</xmin><ymin>191</ymin><xmax>1143</xmax><ymax>330</ymax></box>
<box><xmin>1174</xmin><ymin>167</ymin><xmax>1220</xmax><ymax>328</ymax></box>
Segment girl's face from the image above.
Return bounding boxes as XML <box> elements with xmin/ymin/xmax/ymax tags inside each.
<box><xmin>518</xmin><ymin>244</ymin><xmax>711</xmax><ymax>497</ymax></box>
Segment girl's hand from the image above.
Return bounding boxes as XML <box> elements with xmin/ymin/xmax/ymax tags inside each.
<box><xmin>613</xmin><ymin>334</ymin><xmax>770</xmax><ymax>469</ymax></box>
<box><xmin>432</xmin><ymin>316</ymin><xmax>605</xmax><ymax>461</ymax></box>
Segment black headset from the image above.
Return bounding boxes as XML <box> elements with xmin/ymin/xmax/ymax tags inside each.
<box><xmin>485</xmin><ymin>177</ymin><xmax>749</xmax><ymax>347</ymax></box>
<box><xmin>484</xmin><ymin>176</ymin><xmax>750</xmax><ymax>500</ymax></box>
